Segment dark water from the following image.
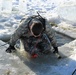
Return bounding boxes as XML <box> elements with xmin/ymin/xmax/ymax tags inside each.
<box><xmin>55</xmin><ymin>33</ymin><xmax>73</xmax><ymax>46</ymax></box>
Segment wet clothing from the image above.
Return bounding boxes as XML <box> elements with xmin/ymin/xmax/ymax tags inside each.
<box><xmin>9</xmin><ymin>15</ymin><xmax>58</xmax><ymax>54</ymax></box>
<box><xmin>21</xmin><ymin>33</ymin><xmax>51</xmax><ymax>55</ymax></box>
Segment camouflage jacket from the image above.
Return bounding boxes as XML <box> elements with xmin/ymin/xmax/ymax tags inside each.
<box><xmin>9</xmin><ymin>16</ymin><xmax>57</xmax><ymax>47</ymax></box>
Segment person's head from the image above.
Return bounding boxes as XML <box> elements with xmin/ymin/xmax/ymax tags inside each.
<box><xmin>29</xmin><ymin>19</ymin><xmax>43</xmax><ymax>37</ymax></box>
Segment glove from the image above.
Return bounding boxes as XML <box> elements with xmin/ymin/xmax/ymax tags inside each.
<box><xmin>6</xmin><ymin>45</ymin><xmax>16</xmax><ymax>53</ymax></box>
<box><xmin>53</xmin><ymin>47</ymin><xmax>61</xmax><ymax>59</ymax></box>
<box><xmin>53</xmin><ymin>47</ymin><xmax>58</xmax><ymax>53</ymax></box>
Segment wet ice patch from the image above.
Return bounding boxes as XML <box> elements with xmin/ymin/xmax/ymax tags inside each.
<box><xmin>50</xmin><ymin>57</ymin><xmax>76</xmax><ymax>75</ymax></box>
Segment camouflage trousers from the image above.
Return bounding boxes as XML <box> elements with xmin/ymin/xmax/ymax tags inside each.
<box><xmin>21</xmin><ymin>34</ymin><xmax>51</xmax><ymax>55</ymax></box>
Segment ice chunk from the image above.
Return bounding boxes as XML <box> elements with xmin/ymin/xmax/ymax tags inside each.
<box><xmin>2</xmin><ymin>0</ymin><xmax>13</xmax><ymax>14</ymax></box>
<box><xmin>0</xmin><ymin>0</ymin><xmax>3</xmax><ymax>14</ymax></box>
<box><xmin>19</xmin><ymin>0</ymin><xmax>28</xmax><ymax>13</ymax></box>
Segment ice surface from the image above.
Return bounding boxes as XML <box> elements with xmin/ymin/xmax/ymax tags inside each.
<box><xmin>0</xmin><ymin>0</ymin><xmax>76</xmax><ymax>75</ymax></box>
<box><xmin>0</xmin><ymin>40</ymin><xmax>76</xmax><ymax>75</ymax></box>
<box><xmin>0</xmin><ymin>0</ymin><xmax>76</xmax><ymax>23</ymax></box>
<box><xmin>19</xmin><ymin>0</ymin><xmax>28</xmax><ymax>13</ymax></box>
<box><xmin>58</xmin><ymin>6</ymin><xmax>76</xmax><ymax>23</ymax></box>
<box><xmin>1</xmin><ymin>0</ymin><xmax>13</xmax><ymax>14</ymax></box>
<box><xmin>0</xmin><ymin>0</ymin><xmax>3</xmax><ymax>14</ymax></box>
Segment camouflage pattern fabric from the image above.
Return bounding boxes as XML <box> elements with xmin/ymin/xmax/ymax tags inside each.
<box><xmin>9</xmin><ymin>16</ymin><xmax>57</xmax><ymax>54</ymax></box>
<box><xmin>21</xmin><ymin>34</ymin><xmax>51</xmax><ymax>54</ymax></box>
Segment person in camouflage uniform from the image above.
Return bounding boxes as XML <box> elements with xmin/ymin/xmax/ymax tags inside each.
<box><xmin>6</xmin><ymin>15</ymin><xmax>58</xmax><ymax>57</ymax></box>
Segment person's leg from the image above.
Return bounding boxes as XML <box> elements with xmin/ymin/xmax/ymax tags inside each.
<box><xmin>21</xmin><ymin>38</ymin><xmax>31</xmax><ymax>52</ymax></box>
<box><xmin>37</xmin><ymin>41</ymin><xmax>51</xmax><ymax>54</ymax></box>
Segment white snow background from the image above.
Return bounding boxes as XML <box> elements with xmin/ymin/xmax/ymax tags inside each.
<box><xmin>0</xmin><ymin>0</ymin><xmax>76</xmax><ymax>75</ymax></box>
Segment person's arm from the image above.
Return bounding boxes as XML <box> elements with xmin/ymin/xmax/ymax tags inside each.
<box><xmin>45</xmin><ymin>20</ymin><xmax>58</xmax><ymax>53</ymax></box>
<box><xmin>6</xmin><ymin>18</ymin><xmax>30</xmax><ymax>53</ymax></box>
<box><xmin>9</xmin><ymin>19</ymin><xmax>28</xmax><ymax>46</ymax></box>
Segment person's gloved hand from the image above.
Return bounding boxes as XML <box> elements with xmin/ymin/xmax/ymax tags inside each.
<box><xmin>53</xmin><ymin>47</ymin><xmax>61</xmax><ymax>59</ymax></box>
<box><xmin>6</xmin><ymin>45</ymin><xmax>16</xmax><ymax>53</ymax></box>
<box><xmin>53</xmin><ymin>47</ymin><xmax>58</xmax><ymax>53</ymax></box>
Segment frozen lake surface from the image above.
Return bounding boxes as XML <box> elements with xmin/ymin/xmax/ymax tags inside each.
<box><xmin>0</xmin><ymin>0</ymin><xmax>76</xmax><ymax>75</ymax></box>
<box><xmin>58</xmin><ymin>5</ymin><xmax>76</xmax><ymax>24</ymax></box>
<box><xmin>0</xmin><ymin>39</ymin><xmax>76</xmax><ymax>75</ymax></box>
